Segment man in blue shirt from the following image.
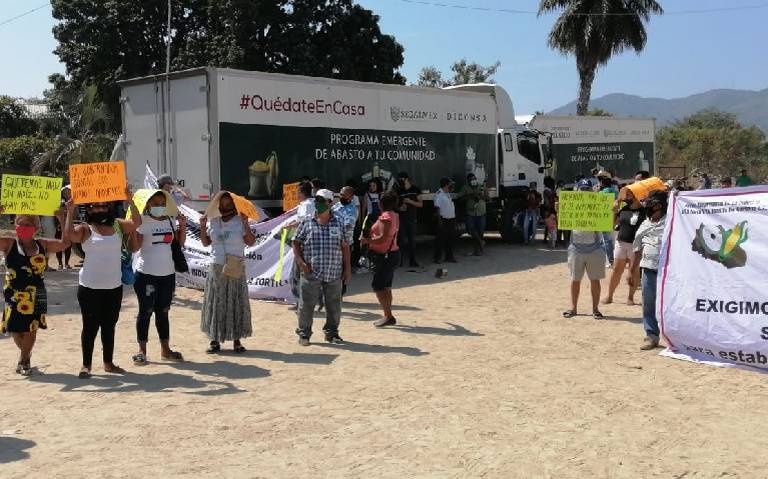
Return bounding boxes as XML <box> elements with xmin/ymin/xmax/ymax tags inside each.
<box><xmin>292</xmin><ymin>189</ymin><xmax>352</xmax><ymax>346</ymax></box>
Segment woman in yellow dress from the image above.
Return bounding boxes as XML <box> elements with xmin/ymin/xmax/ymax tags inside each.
<box><xmin>1</xmin><ymin>209</ymin><xmax>71</xmax><ymax>376</ymax></box>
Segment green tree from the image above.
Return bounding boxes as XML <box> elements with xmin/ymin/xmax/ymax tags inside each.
<box><xmin>417</xmin><ymin>59</ymin><xmax>501</xmax><ymax>87</ymax></box>
<box><xmin>51</xmin><ymin>0</ymin><xmax>405</xmax><ymax>130</ymax></box>
<box><xmin>587</xmin><ymin>108</ymin><xmax>613</xmax><ymax>117</ymax></box>
<box><xmin>657</xmin><ymin>109</ymin><xmax>767</xmax><ymax>179</ymax></box>
<box><xmin>0</xmin><ymin>96</ymin><xmax>38</xmax><ymax>138</ymax></box>
<box><xmin>0</xmin><ymin>136</ymin><xmax>55</xmax><ymax>173</ymax></box>
<box><xmin>538</xmin><ymin>0</ymin><xmax>663</xmax><ymax>115</ymax></box>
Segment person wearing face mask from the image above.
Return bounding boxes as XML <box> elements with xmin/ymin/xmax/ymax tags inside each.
<box><xmin>332</xmin><ymin>186</ymin><xmax>359</xmax><ymax>296</ymax></box>
<box><xmin>630</xmin><ymin>189</ymin><xmax>669</xmax><ymax>350</ymax></box>
<box><xmin>65</xmin><ymin>189</ymin><xmax>141</xmax><ymax>379</ymax></box>
<box><xmin>199</xmin><ymin>192</ymin><xmax>257</xmax><ymax>353</ymax></box>
<box><xmin>0</xmin><ymin>207</ymin><xmax>71</xmax><ymax>376</ymax></box>
<box><xmin>292</xmin><ymin>189</ymin><xmax>352</xmax><ymax>346</ymax></box>
<box><xmin>393</xmin><ymin>172</ymin><xmax>423</xmax><ymax>269</ymax></box>
<box><xmin>602</xmin><ymin>188</ymin><xmax>646</xmax><ymax>305</ymax></box>
<box><xmin>459</xmin><ymin>173</ymin><xmax>488</xmax><ymax>256</ymax></box>
<box><xmin>127</xmin><ymin>190</ymin><xmax>187</xmax><ymax>365</ymax></box>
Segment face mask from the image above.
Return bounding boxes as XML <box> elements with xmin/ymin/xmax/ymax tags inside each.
<box><xmin>15</xmin><ymin>225</ymin><xmax>36</xmax><ymax>240</ymax></box>
<box><xmin>470</xmin><ymin>180</ymin><xmax>478</xmax><ymax>187</ymax></box>
<box><xmin>340</xmin><ymin>197</ymin><xmax>351</xmax><ymax>206</ymax></box>
<box><xmin>315</xmin><ymin>199</ymin><xmax>329</xmax><ymax>214</ymax></box>
<box><xmin>88</xmin><ymin>210</ymin><xmax>115</xmax><ymax>225</ymax></box>
<box><xmin>149</xmin><ymin>206</ymin><xmax>166</xmax><ymax>217</ymax></box>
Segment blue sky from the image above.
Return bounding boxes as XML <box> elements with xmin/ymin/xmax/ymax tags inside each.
<box><xmin>1</xmin><ymin>0</ymin><xmax>766</xmax><ymax>113</ymax></box>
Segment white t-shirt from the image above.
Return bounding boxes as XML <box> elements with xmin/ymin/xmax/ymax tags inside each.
<box><xmin>434</xmin><ymin>189</ymin><xmax>456</xmax><ymax>219</ymax></box>
<box><xmin>296</xmin><ymin>198</ymin><xmax>315</xmax><ymax>220</ymax></box>
<box><xmin>135</xmin><ymin>216</ymin><xmax>176</xmax><ymax>276</ymax></box>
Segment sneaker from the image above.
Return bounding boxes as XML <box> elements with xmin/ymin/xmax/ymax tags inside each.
<box><xmin>324</xmin><ymin>333</ymin><xmax>344</xmax><ymax>344</ymax></box>
<box><xmin>298</xmin><ymin>337</ymin><xmax>310</xmax><ymax>346</ymax></box>
<box><xmin>374</xmin><ymin>317</ymin><xmax>397</xmax><ymax>328</ymax></box>
<box><xmin>640</xmin><ymin>336</ymin><xmax>659</xmax><ymax>350</ymax></box>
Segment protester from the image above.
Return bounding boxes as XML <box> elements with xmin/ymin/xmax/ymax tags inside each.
<box><xmin>393</xmin><ymin>172</ymin><xmax>423</xmax><ymax>269</ymax></box>
<box><xmin>555</xmin><ymin>180</ymin><xmax>569</xmax><ymax>245</ymax></box>
<box><xmin>199</xmin><ymin>191</ymin><xmax>256</xmax><ymax>354</ymax></box>
<box><xmin>630</xmin><ymin>190</ymin><xmax>669</xmax><ymax>350</ymax></box>
<box><xmin>635</xmin><ymin>171</ymin><xmax>651</xmax><ymax>181</ymax></box>
<box><xmin>433</xmin><ymin>177</ymin><xmax>457</xmax><ymax>264</ymax></box>
<box><xmin>599</xmin><ymin>175</ymin><xmax>619</xmax><ymax>266</ymax></box>
<box><xmin>700</xmin><ymin>173</ymin><xmax>712</xmax><ymax>190</ymax></box>
<box><xmin>361</xmin><ymin>191</ymin><xmax>401</xmax><ymax>327</ymax></box>
<box><xmin>735</xmin><ymin>169</ymin><xmax>753</xmax><ymax>187</ymax></box>
<box><xmin>721</xmin><ymin>177</ymin><xmax>733</xmax><ymax>188</ymax></box>
<box><xmin>357</xmin><ymin>178</ymin><xmax>382</xmax><ymax>273</ymax></box>
<box><xmin>333</xmin><ymin>186</ymin><xmax>358</xmax><ymax>296</ymax></box>
<box><xmin>157</xmin><ymin>174</ymin><xmax>189</xmax><ymax>206</ymax></box>
<box><xmin>127</xmin><ymin>190</ymin><xmax>187</xmax><ymax>365</ymax></box>
<box><xmin>292</xmin><ymin>189</ymin><xmax>352</xmax><ymax>346</ymax></box>
<box><xmin>563</xmin><ymin>179</ymin><xmax>605</xmax><ymax>320</ymax></box>
<box><xmin>55</xmin><ymin>185</ymin><xmax>73</xmax><ymax>270</ymax></box>
<box><xmin>287</xmin><ymin>181</ymin><xmax>315</xmax><ymax>307</ymax></box>
<box><xmin>602</xmin><ymin>188</ymin><xmax>645</xmax><ymax>305</ymax></box>
<box><xmin>523</xmin><ymin>186</ymin><xmax>541</xmax><ymax>245</ymax></box>
<box><xmin>459</xmin><ymin>173</ymin><xmax>487</xmax><ymax>256</ymax></box>
<box><xmin>65</xmin><ymin>191</ymin><xmax>141</xmax><ymax>379</ymax></box>
<box><xmin>541</xmin><ymin>177</ymin><xmax>557</xmax><ymax>248</ymax></box>
<box><xmin>1</xmin><ymin>207</ymin><xmax>71</xmax><ymax>376</ymax></box>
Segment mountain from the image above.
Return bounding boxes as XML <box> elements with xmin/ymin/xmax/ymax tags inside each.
<box><xmin>549</xmin><ymin>88</ymin><xmax>768</xmax><ymax>130</ymax></box>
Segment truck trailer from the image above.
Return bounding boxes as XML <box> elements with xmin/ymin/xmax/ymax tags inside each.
<box><xmin>116</xmin><ymin>67</ymin><xmax>551</xmax><ymax>238</ymax></box>
<box><xmin>528</xmin><ymin>115</ymin><xmax>655</xmax><ymax>182</ymax></box>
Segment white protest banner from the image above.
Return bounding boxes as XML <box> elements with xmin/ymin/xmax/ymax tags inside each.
<box><xmin>144</xmin><ymin>166</ymin><xmax>295</xmax><ymax>301</ymax></box>
<box><xmin>658</xmin><ymin>186</ymin><xmax>768</xmax><ymax>372</ymax></box>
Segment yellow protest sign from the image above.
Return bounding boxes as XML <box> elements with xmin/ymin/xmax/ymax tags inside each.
<box><xmin>1</xmin><ymin>174</ymin><xmax>63</xmax><ymax>216</ymax></box>
<box><xmin>69</xmin><ymin>161</ymin><xmax>127</xmax><ymax>204</ymax></box>
<box><xmin>126</xmin><ymin>189</ymin><xmax>179</xmax><ymax>218</ymax></box>
<box><xmin>557</xmin><ymin>191</ymin><xmax>615</xmax><ymax>232</ymax></box>
<box><xmin>232</xmin><ymin>193</ymin><xmax>260</xmax><ymax>220</ymax></box>
<box><xmin>283</xmin><ymin>182</ymin><xmax>301</xmax><ymax>211</ymax></box>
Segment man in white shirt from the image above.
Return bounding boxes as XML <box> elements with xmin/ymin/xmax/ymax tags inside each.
<box><xmin>433</xmin><ymin>177</ymin><xmax>457</xmax><ymax>264</ymax></box>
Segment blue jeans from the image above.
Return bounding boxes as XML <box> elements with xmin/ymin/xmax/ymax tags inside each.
<box><xmin>602</xmin><ymin>232</ymin><xmax>614</xmax><ymax>264</ymax></box>
<box><xmin>642</xmin><ymin>268</ymin><xmax>659</xmax><ymax>338</ymax></box>
<box><xmin>297</xmin><ymin>274</ymin><xmax>342</xmax><ymax>338</ymax></box>
<box><xmin>523</xmin><ymin>210</ymin><xmax>539</xmax><ymax>243</ymax></box>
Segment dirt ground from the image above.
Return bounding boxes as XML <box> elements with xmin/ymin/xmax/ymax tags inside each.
<box><xmin>2</xmin><ymin>237</ymin><xmax>767</xmax><ymax>478</ymax></box>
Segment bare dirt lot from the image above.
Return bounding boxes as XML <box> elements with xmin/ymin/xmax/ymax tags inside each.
<box><xmin>2</xmin><ymin>238</ymin><xmax>767</xmax><ymax>478</ymax></box>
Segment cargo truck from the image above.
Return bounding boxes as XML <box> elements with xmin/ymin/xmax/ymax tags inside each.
<box><xmin>528</xmin><ymin>115</ymin><xmax>655</xmax><ymax>183</ymax></box>
<box><xmin>116</xmin><ymin>67</ymin><xmax>552</xmax><ymax>239</ymax></box>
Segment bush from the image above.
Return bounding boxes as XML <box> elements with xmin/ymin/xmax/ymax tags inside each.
<box><xmin>0</xmin><ymin>135</ymin><xmax>54</xmax><ymax>173</ymax></box>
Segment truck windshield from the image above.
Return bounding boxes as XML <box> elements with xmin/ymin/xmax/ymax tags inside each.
<box><xmin>517</xmin><ymin>134</ymin><xmax>541</xmax><ymax>165</ymax></box>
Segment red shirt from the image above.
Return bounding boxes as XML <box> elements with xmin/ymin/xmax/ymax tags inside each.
<box><xmin>369</xmin><ymin>211</ymin><xmax>400</xmax><ymax>254</ymax></box>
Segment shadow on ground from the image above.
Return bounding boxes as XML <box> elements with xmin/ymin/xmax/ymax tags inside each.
<box><xmin>0</xmin><ymin>437</ymin><xmax>35</xmax><ymax>464</ymax></box>
<box><xmin>314</xmin><ymin>340</ymin><xmax>428</xmax><ymax>357</ymax></box>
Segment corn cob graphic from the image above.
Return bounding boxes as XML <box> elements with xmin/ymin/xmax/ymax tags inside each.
<box><xmin>717</xmin><ymin>221</ymin><xmax>748</xmax><ymax>261</ymax></box>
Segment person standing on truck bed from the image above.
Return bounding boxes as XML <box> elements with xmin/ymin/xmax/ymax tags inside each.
<box><xmin>433</xmin><ymin>177</ymin><xmax>457</xmax><ymax>264</ymax></box>
<box><xmin>393</xmin><ymin>172</ymin><xmax>423</xmax><ymax>269</ymax></box>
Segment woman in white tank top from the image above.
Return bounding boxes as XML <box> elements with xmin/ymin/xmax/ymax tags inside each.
<box><xmin>64</xmin><ymin>191</ymin><xmax>140</xmax><ymax>379</ymax></box>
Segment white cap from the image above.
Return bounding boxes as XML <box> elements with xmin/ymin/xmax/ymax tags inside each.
<box><xmin>315</xmin><ymin>189</ymin><xmax>334</xmax><ymax>200</ymax></box>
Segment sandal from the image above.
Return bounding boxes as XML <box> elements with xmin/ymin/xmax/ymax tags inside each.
<box><xmin>562</xmin><ymin>310</ymin><xmax>576</xmax><ymax>318</ymax></box>
<box><xmin>132</xmin><ymin>353</ymin><xmax>149</xmax><ymax>366</ymax></box>
<box><xmin>161</xmin><ymin>351</ymin><xmax>184</xmax><ymax>362</ymax></box>
<box><xmin>19</xmin><ymin>364</ymin><xmax>33</xmax><ymax>377</ymax></box>
<box><xmin>593</xmin><ymin>311</ymin><xmax>605</xmax><ymax>320</ymax></box>
<box><xmin>206</xmin><ymin>341</ymin><xmax>221</xmax><ymax>354</ymax></box>
<box><xmin>78</xmin><ymin>367</ymin><xmax>92</xmax><ymax>379</ymax></box>
<box><xmin>234</xmin><ymin>343</ymin><xmax>246</xmax><ymax>354</ymax></box>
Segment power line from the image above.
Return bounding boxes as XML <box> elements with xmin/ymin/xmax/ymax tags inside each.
<box><xmin>397</xmin><ymin>0</ymin><xmax>768</xmax><ymax>16</ymax></box>
<box><xmin>0</xmin><ymin>2</ymin><xmax>50</xmax><ymax>28</ymax></box>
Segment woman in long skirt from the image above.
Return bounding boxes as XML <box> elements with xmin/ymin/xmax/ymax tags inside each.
<box><xmin>199</xmin><ymin>192</ymin><xmax>256</xmax><ymax>353</ymax></box>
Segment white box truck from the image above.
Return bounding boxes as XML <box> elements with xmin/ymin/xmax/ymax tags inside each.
<box><xmin>116</xmin><ymin>67</ymin><xmax>551</xmax><ymax>237</ymax></box>
<box><xmin>528</xmin><ymin>115</ymin><xmax>655</xmax><ymax>183</ymax></box>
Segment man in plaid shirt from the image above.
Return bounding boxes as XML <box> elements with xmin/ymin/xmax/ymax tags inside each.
<box><xmin>292</xmin><ymin>189</ymin><xmax>352</xmax><ymax>345</ymax></box>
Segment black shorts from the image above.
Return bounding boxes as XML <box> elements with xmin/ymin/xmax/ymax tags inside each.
<box><xmin>371</xmin><ymin>250</ymin><xmax>400</xmax><ymax>292</ymax></box>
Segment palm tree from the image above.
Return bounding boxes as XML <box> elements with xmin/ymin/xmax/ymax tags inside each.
<box><xmin>539</xmin><ymin>0</ymin><xmax>663</xmax><ymax>115</ymax></box>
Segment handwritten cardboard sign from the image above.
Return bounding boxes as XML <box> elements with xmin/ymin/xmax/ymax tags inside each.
<box><xmin>557</xmin><ymin>191</ymin><xmax>615</xmax><ymax>232</ymax></box>
<box><xmin>69</xmin><ymin>161</ymin><xmax>127</xmax><ymax>204</ymax></box>
<box><xmin>283</xmin><ymin>182</ymin><xmax>301</xmax><ymax>212</ymax></box>
<box><xmin>1</xmin><ymin>174</ymin><xmax>63</xmax><ymax>216</ymax></box>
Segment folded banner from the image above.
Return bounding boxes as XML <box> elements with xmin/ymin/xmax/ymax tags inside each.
<box><xmin>144</xmin><ymin>166</ymin><xmax>295</xmax><ymax>301</ymax></box>
<box><xmin>658</xmin><ymin>186</ymin><xmax>768</xmax><ymax>372</ymax></box>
